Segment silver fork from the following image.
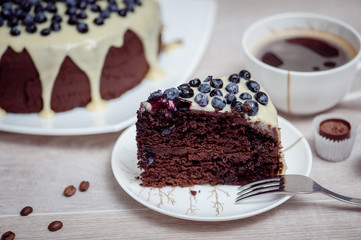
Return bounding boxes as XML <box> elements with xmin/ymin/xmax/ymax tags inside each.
<box><xmin>236</xmin><ymin>174</ymin><xmax>361</xmax><ymax>205</ymax></box>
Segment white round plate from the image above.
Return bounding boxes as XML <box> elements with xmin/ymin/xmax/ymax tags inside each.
<box><xmin>0</xmin><ymin>0</ymin><xmax>217</xmax><ymax>136</ymax></box>
<box><xmin>111</xmin><ymin>116</ymin><xmax>312</xmax><ymax>221</ymax></box>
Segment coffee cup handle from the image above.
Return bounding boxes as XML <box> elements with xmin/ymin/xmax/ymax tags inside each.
<box><xmin>341</xmin><ymin>60</ymin><xmax>361</xmax><ymax>102</ymax></box>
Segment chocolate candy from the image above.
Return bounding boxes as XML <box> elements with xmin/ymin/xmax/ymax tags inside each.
<box><xmin>319</xmin><ymin>118</ymin><xmax>351</xmax><ymax>141</ymax></box>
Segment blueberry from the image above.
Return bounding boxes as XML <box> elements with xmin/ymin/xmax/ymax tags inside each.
<box><xmin>77</xmin><ymin>22</ymin><xmax>88</xmax><ymax>33</ymax></box>
<box><xmin>21</xmin><ymin>1</ymin><xmax>32</xmax><ymax>12</ymax></box>
<box><xmin>46</xmin><ymin>3</ymin><xmax>57</xmax><ymax>13</ymax></box>
<box><xmin>26</xmin><ymin>24</ymin><xmax>37</xmax><ymax>33</ymax></box>
<box><xmin>189</xmin><ymin>78</ymin><xmax>201</xmax><ymax>87</ymax></box>
<box><xmin>90</xmin><ymin>3</ymin><xmax>101</xmax><ymax>12</ymax></box>
<box><xmin>34</xmin><ymin>5</ymin><xmax>44</xmax><ymax>13</ymax></box>
<box><xmin>244</xmin><ymin>100</ymin><xmax>259</xmax><ymax>116</ymax></box>
<box><xmin>211</xmin><ymin>96</ymin><xmax>226</xmax><ymax>110</ymax></box>
<box><xmin>77</xmin><ymin>10</ymin><xmax>87</xmax><ymax>19</ymax></box>
<box><xmin>66</xmin><ymin>6</ymin><xmax>76</xmax><ymax>15</ymax></box>
<box><xmin>0</xmin><ymin>17</ymin><xmax>4</xmax><ymax>27</ymax></box>
<box><xmin>29</xmin><ymin>0</ymin><xmax>39</xmax><ymax>6</ymax></box>
<box><xmin>210</xmin><ymin>89</ymin><xmax>223</xmax><ymax>97</ymax></box>
<box><xmin>108</xmin><ymin>3</ymin><xmax>119</xmax><ymax>12</ymax></box>
<box><xmin>177</xmin><ymin>83</ymin><xmax>190</xmax><ymax>90</ymax></box>
<box><xmin>204</xmin><ymin>75</ymin><xmax>212</xmax><ymax>82</ymax></box>
<box><xmin>198</xmin><ymin>83</ymin><xmax>211</xmax><ymax>93</ymax></box>
<box><xmin>10</xmin><ymin>27</ymin><xmax>20</xmax><ymax>36</ymax></box>
<box><xmin>173</xmin><ymin>98</ymin><xmax>191</xmax><ymax>111</ymax></box>
<box><xmin>246</xmin><ymin>80</ymin><xmax>260</xmax><ymax>92</ymax></box>
<box><xmin>140</xmin><ymin>149</ymin><xmax>156</xmax><ymax>167</ymax></box>
<box><xmin>68</xmin><ymin>14</ymin><xmax>78</xmax><ymax>25</ymax></box>
<box><xmin>231</xmin><ymin>101</ymin><xmax>243</xmax><ymax>112</ymax></box>
<box><xmin>40</xmin><ymin>28</ymin><xmax>51</xmax><ymax>36</ymax></box>
<box><xmin>228</xmin><ymin>74</ymin><xmax>240</xmax><ymax>83</ymax></box>
<box><xmin>100</xmin><ymin>9</ymin><xmax>110</xmax><ymax>19</ymax></box>
<box><xmin>255</xmin><ymin>92</ymin><xmax>268</xmax><ymax>105</ymax></box>
<box><xmin>34</xmin><ymin>11</ymin><xmax>46</xmax><ymax>23</ymax></box>
<box><xmin>210</xmin><ymin>78</ymin><xmax>223</xmax><ymax>89</ymax></box>
<box><xmin>225</xmin><ymin>93</ymin><xmax>237</xmax><ymax>104</ymax></box>
<box><xmin>66</xmin><ymin>0</ymin><xmax>77</xmax><ymax>7</ymax></box>
<box><xmin>194</xmin><ymin>93</ymin><xmax>209</xmax><ymax>107</ymax></box>
<box><xmin>51</xmin><ymin>22</ymin><xmax>61</xmax><ymax>32</ymax></box>
<box><xmin>148</xmin><ymin>90</ymin><xmax>162</xmax><ymax>100</ymax></box>
<box><xmin>7</xmin><ymin>17</ymin><xmax>19</xmax><ymax>27</ymax></box>
<box><xmin>77</xmin><ymin>0</ymin><xmax>88</xmax><ymax>10</ymax></box>
<box><xmin>239</xmin><ymin>92</ymin><xmax>252</xmax><ymax>100</ymax></box>
<box><xmin>52</xmin><ymin>14</ymin><xmax>62</xmax><ymax>23</ymax></box>
<box><xmin>225</xmin><ymin>83</ymin><xmax>239</xmax><ymax>94</ymax></box>
<box><xmin>93</xmin><ymin>17</ymin><xmax>104</xmax><ymax>25</ymax></box>
<box><xmin>179</xmin><ymin>87</ymin><xmax>194</xmax><ymax>98</ymax></box>
<box><xmin>164</xmin><ymin>88</ymin><xmax>179</xmax><ymax>100</ymax></box>
<box><xmin>118</xmin><ymin>9</ymin><xmax>127</xmax><ymax>16</ymax></box>
<box><xmin>23</xmin><ymin>14</ymin><xmax>34</xmax><ymax>25</ymax></box>
<box><xmin>239</xmin><ymin>70</ymin><xmax>251</xmax><ymax>80</ymax></box>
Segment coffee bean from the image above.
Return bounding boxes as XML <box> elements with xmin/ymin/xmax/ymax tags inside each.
<box><xmin>63</xmin><ymin>185</ymin><xmax>76</xmax><ymax>197</ymax></box>
<box><xmin>48</xmin><ymin>221</ymin><xmax>63</xmax><ymax>232</ymax></box>
<box><xmin>1</xmin><ymin>231</ymin><xmax>15</xmax><ymax>240</ymax></box>
<box><xmin>79</xmin><ymin>181</ymin><xmax>89</xmax><ymax>192</ymax></box>
<box><xmin>20</xmin><ymin>206</ymin><xmax>33</xmax><ymax>216</ymax></box>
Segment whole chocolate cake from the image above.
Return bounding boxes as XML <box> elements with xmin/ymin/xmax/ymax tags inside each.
<box><xmin>0</xmin><ymin>0</ymin><xmax>162</xmax><ymax>118</ymax></box>
<box><xmin>136</xmin><ymin>70</ymin><xmax>285</xmax><ymax>187</ymax></box>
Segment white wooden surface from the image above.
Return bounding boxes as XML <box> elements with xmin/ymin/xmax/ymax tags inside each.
<box><xmin>1</xmin><ymin>0</ymin><xmax>361</xmax><ymax>239</ymax></box>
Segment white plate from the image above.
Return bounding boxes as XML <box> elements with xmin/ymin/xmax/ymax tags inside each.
<box><xmin>111</xmin><ymin>116</ymin><xmax>312</xmax><ymax>221</ymax></box>
<box><xmin>0</xmin><ymin>0</ymin><xmax>217</xmax><ymax>136</ymax></box>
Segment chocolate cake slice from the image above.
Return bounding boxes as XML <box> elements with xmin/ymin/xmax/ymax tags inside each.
<box><xmin>136</xmin><ymin>70</ymin><xmax>284</xmax><ymax>187</ymax></box>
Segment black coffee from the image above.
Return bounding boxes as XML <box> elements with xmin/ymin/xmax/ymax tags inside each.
<box><xmin>254</xmin><ymin>29</ymin><xmax>357</xmax><ymax>72</ymax></box>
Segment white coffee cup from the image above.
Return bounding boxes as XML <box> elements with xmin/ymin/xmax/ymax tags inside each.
<box><xmin>242</xmin><ymin>12</ymin><xmax>361</xmax><ymax>115</ymax></box>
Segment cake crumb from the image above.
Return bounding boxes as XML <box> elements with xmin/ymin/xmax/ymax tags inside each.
<box><xmin>190</xmin><ymin>190</ymin><xmax>197</xmax><ymax>196</ymax></box>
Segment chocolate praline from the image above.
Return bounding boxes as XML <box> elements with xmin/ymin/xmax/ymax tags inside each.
<box><xmin>319</xmin><ymin>118</ymin><xmax>351</xmax><ymax>141</ymax></box>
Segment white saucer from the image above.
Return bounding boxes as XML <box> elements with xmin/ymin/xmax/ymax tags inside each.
<box><xmin>0</xmin><ymin>0</ymin><xmax>217</xmax><ymax>135</ymax></box>
<box><xmin>111</xmin><ymin>116</ymin><xmax>312</xmax><ymax>221</ymax></box>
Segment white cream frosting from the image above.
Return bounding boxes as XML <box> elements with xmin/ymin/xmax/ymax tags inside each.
<box><xmin>143</xmin><ymin>74</ymin><xmax>279</xmax><ymax>127</ymax></box>
<box><xmin>0</xmin><ymin>0</ymin><xmax>162</xmax><ymax>118</ymax></box>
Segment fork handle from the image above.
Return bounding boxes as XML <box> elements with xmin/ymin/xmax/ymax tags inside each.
<box><xmin>320</xmin><ymin>187</ymin><xmax>361</xmax><ymax>205</ymax></box>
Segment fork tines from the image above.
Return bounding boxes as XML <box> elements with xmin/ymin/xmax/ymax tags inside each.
<box><xmin>235</xmin><ymin>176</ymin><xmax>284</xmax><ymax>203</ymax></box>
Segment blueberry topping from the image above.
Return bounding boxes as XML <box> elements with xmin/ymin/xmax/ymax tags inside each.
<box><xmin>239</xmin><ymin>70</ymin><xmax>251</xmax><ymax>80</ymax></box>
<box><xmin>189</xmin><ymin>78</ymin><xmax>201</xmax><ymax>87</ymax></box>
<box><xmin>210</xmin><ymin>78</ymin><xmax>223</xmax><ymax>89</ymax></box>
<box><xmin>204</xmin><ymin>75</ymin><xmax>212</xmax><ymax>82</ymax></box>
<box><xmin>173</xmin><ymin>98</ymin><xmax>191</xmax><ymax>111</ymax></box>
<box><xmin>34</xmin><ymin>11</ymin><xmax>46</xmax><ymax>23</ymax></box>
<box><xmin>211</xmin><ymin>96</ymin><xmax>226</xmax><ymax>110</ymax></box>
<box><xmin>225</xmin><ymin>83</ymin><xmax>239</xmax><ymax>94</ymax></box>
<box><xmin>239</xmin><ymin>92</ymin><xmax>252</xmax><ymax>100</ymax></box>
<box><xmin>25</xmin><ymin>24</ymin><xmax>37</xmax><ymax>33</ymax></box>
<box><xmin>164</xmin><ymin>88</ymin><xmax>179</xmax><ymax>100</ymax></box>
<box><xmin>140</xmin><ymin>148</ymin><xmax>156</xmax><ymax>167</ymax></box>
<box><xmin>23</xmin><ymin>14</ymin><xmax>34</xmax><ymax>26</ymax></box>
<box><xmin>10</xmin><ymin>26</ymin><xmax>20</xmax><ymax>36</ymax></box>
<box><xmin>228</xmin><ymin>74</ymin><xmax>240</xmax><ymax>83</ymax></box>
<box><xmin>244</xmin><ymin>100</ymin><xmax>259</xmax><ymax>116</ymax></box>
<box><xmin>76</xmin><ymin>22</ymin><xmax>88</xmax><ymax>33</ymax></box>
<box><xmin>225</xmin><ymin>93</ymin><xmax>237</xmax><ymax>104</ymax></box>
<box><xmin>51</xmin><ymin>21</ymin><xmax>61</xmax><ymax>31</ymax></box>
<box><xmin>118</xmin><ymin>9</ymin><xmax>127</xmax><ymax>17</ymax></box>
<box><xmin>2</xmin><ymin>0</ymin><xmax>143</xmax><ymax>36</ymax></box>
<box><xmin>93</xmin><ymin>17</ymin><xmax>104</xmax><ymax>25</ymax></box>
<box><xmin>210</xmin><ymin>89</ymin><xmax>223</xmax><ymax>97</ymax></box>
<box><xmin>255</xmin><ymin>91</ymin><xmax>268</xmax><ymax>105</ymax></box>
<box><xmin>198</xmin><ymin>83</ymin><xmax>211</xmax><ymax>93</ymax></box>
<box><xmin>179</xmin><ymin>87</ymin><xmax>194</xmax><ymax>98</ymax></box>
<box><xmin>194</xmin><ymin>93</ymin><xmax>209</xmax><ymax>107</ymax></box>
<box><xmin>148</xmin><ymin>90</ymin><xmax>162</xmax><ymax>100</ymax></box>
<box><xmin>246</xmin><ymin>80</ymin><xmax>260</xmax><ymax>92</ymax></box>
<box><xmin>231</xmin><ymin>101</ymin><xmax>243</xmax><ymax>112</ymax></box>
<box><xmin>40</xmin><ymin>28</ymin><xmax>51</xmax><ymax>36</ymax></box>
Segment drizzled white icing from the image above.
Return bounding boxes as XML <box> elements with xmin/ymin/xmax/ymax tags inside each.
<box><xmin>0</xmin><ymin>0</ymin><xmax>162</xmax><ymax>118</ymax></box>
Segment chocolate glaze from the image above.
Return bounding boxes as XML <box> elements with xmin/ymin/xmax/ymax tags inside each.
<box><xmin>319</xmin><ymin>118</ymin><xmax>351</xmax><ymax>141</ymax></box>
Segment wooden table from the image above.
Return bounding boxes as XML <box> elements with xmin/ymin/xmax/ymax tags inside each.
<box><xmin>1</xmin><ymin>0</ymin><xmax>361</xmax><ymax>239</ymax></box>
